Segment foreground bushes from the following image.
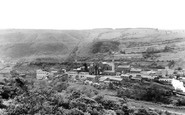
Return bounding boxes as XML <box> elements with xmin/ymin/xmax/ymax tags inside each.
<box><xmin>1</xmin><ymin>77</ymin><xmax>178</xmax><ymax>115</ymax></box>
<box><xmin>117</xmin><ymin>83</ymin><xmax>173</xmax><ymax>104</ymax></box>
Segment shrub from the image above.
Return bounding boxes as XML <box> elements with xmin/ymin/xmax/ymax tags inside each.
<box><xmin>176</xmin><ymin>98</ymin><xmax>185</xmax><ymax>106</ymax></box>
<box><xmin>54</xmin><ymin>82</ymin><xmax>69</xmax><ymax>92</ymax></box>
<box><xmin>142</xmin><ymin>84</ymin><xmax>172</xmax><ymax>104</ymax></box>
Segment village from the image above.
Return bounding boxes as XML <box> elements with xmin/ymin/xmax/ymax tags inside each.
<box><xmin>0</xmin><ymin>55</ymin><xmax>185</xmax><ymax>92</ymax></box>
<box><xmin>31</xmin><ymin>59</ymin><xmax>185</xmax><ymax>91</ymax></box>
<box><xmin>1</xmin><ymin>56</ymin><xmax>185</xmax><ymax>114</ymax></box>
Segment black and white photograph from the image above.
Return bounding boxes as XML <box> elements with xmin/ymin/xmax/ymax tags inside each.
<box><xmin>0</xmin><ymin>0</ymin><xmax>185</xmax><ymax>114</ymax></box>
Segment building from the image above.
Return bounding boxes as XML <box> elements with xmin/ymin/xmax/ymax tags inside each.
<box><xmin>102</xmin><ymin>62</ymin><xmax>115</xmax><ymax>75</ymax></box>
<box><xmin>158</xmin><ymin>78</ymin><xmax>172</xmax><ymax>84</ymax></box>
<box><xmin>99</xmin><ymin>76</ymin><xmax>109</xmax><ymax>82</ymax></box>
<box><xmin>103</xmin><ymin>70</ymin><xmax>116</xmax><ymax>75</ymax></box>
<box><xmin>50</xmin><ymin>70</ymin><xmax>58</xmax><ymax>77</ymax></box>
<box><xmin>131</xmin><ymin>75</ymin><xmax>142</xmax><ymax>81</ymax></box>
<box><xmin>89</xmin><ymin>63</ymin><xmax>102</xmax><ymax>75</ymax></box>
<box><xmin>141</xmin><ymin>74</ymin><xmax>157</xmax><ymax>80</ymax></box>
<box><xmin>116</xmin><ymin>72</ymin><xmax>121</xmax><ymax>76</ymax></box>
<box><xmin>108</xmin><ymin>77</ymin><xmax>122</xmax><ymax>82</ymax></box>
<box><xmin>85</xmin><ymin>75</ymin><xmax>96</xmax><ymax>81</ymax></box>
<box><xmin>36</xmin><ymin>69</ymin><xmax>50</xmax><ymax>80</ymax></box>
<box><xmin>120</xmin><ymin>74</ymin><xmax>130</xmax><ymax>79</ymax></box>
<box><xmin>99</xmin><ymin>76</ymin><xmax>122</xmax><ymax>83</ymax></box>
<box><xmin>156</xmin><ymin>69</ymin><xmax>168</xmax><ymax>77</ymax></box>
<box><xmin>78</xmin><ymin>72</ymin><xmax>90</xmax><ymax>80</ymax></box>
<box><xmin>130</xmin><ymin>68</ymin><xmax>142</xmax><ymax>73</ymax></box>
<box><xmin>67</xmin><ymin>71</ymin><xmax>78</xmax><ymax>80</ymax></box>
<box><xmin>116</xmin><ymin>65</ymin><xmax>130</xmax><ymax>73</ymax></box>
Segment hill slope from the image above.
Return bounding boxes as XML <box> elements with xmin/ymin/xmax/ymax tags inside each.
<box><xmin>0</xmin><ymin>28</ymin><xmax>185</xmax><ymax>61</ymax></box>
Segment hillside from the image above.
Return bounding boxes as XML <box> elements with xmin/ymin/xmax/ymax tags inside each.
<box><xmin>0</xmin><ymin>28</ymin><xmax>185</xmax><ymax>62</ymax></box>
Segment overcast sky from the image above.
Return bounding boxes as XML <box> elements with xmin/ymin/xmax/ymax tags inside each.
<box><xmin>0</xmin><ymin>0</ymin><xmax>185</xmax><ymax>30</ymax></box>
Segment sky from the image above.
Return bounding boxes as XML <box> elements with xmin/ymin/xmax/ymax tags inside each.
<box><xmin>0</xmin><ymin>0</ymin><xmax>185</xmax><ymax>30</ymax></box>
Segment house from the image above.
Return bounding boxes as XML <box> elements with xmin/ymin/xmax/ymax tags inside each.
<box><xmin>116</xmin><ymin>65</ymin><xmax>130</xmax><ymax>73</ymax></box>
<box><xmin>50</xmin><ymin>70</ymin><xmax>58</xmax><ymax>76</ymax></box>
<box><xmin>165</xmin><ymin>69</ymin><xmax>174</xmax><ymax>76</ymax></box>
<box><xmin>67</xmin><ymin>71</ymin><xmax>78</xmax><ymax>80</ymax></box>
<box><xmin>147</xmin><ymin>70</ymin><xmax>156</xmax><ymax>75</ymax></box>
<box><xmin>130</xmin><ymin>68</ymin><xmax>142</xmax><ymax>73</ymax></box>
<box><xmin>99</xmin><ymin>76</ymin><xmax>109</xmax><ymax>82</ymax></box>
<box><xmin>84</xmin><ymin>80</ymin><xmax>93</xmax><ymax>85</ymax></box>
<box><xmin>141</xmin><ymin>74</ymin><xmax>156</xmax><ymax>80</ymax></box>
<box><xmin>103</xmin><ymin>71</ymin><xmax>116</xmax><ymax>76</ymax></box>
<box><xmin>85</xmin><ymin>75</ymin><xmax>96</xmax><ymax>81</ymax></box>
<box><xmin>128</xmin><ymin>73</ymin><xmax>138</xmax><ymax>78</ymax></box>
<box><xmin>99</xmin><ymin>76</ymin><xmax>122</xmax><ymax>83</ymax></box>
<box><xmin>158</xmin><ymin>78</ymin><xmax>172</xmax><ymax>84</ymax></box>
<box><xmin>131</xmin><ymin>75</ymin><xmax>142</xmax><ymax>81</ymax></box>
<box><xmin>102</xmin><ymin>62</ymin><xmax>115</xmax><ymax>72</ymax></box>
<box><xmin>36</xmin><ymin>69</ymin><xmax>50</xmax><ymax>80</ymax></box>
<box><xmin>120</xmin><ymin>74</ymin><xmax>130</xmax><ymax>79</ymax></box>
<box><xmin>78</xmin><ymin>72</ymin><xmax>89</xmax><ymax>80</ymax></box>
<box><xmin>89</xmin><ymin>63</ymin><xmax>102</xmax><ymax>75</ymax></box>
<box><xmin>62</xmin><ymin>69</ymin><xmax>66</xmax><ymax>73</ymax></box>
<box><xmin>156</xmin><ymin>69</ymin><xmax>168</xmax><ymax>77</ymax></box>
<box><xmin>109</xmin><ymin>77</ymin><xmax>122</xmax><ymax>82</ymax></box>
<box><xmin>116</xmin><ymin>72</ymin><xmax>121</xmax><ymax>76</ymax></box>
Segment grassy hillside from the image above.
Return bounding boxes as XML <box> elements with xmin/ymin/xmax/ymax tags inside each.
<box><xmin>0</xmin><ymin>28</ymin><xmax>185</xmax><ymax>62</ymax></box>
<box><xmin>0</xmin><ymin>29</ymin><xmax>88</xmax><ymax>60</ymax></box>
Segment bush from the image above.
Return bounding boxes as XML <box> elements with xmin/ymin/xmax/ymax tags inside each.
<box><xmin>91</xmin><ymin>41</ymin><xmax>120</xmax><ymax>54</ymax></box>
<box><xmin>176</xmin><ymin>98</ymin><xmax>185</xmax><ymax>106</ymax></box>
<box><xmin>54</xmin><ymin>82</ymin><xmax>69</xmax><ymax>92</ymax></box>
<box><xmin>117</xmin><ymin>83</ymin><xmax>172</xmax><ymax>104</ymax></box>
<box><xmin>142</xmin><ymin>84</ymin><xmax>172</xmax><ymax>104</ymax></box>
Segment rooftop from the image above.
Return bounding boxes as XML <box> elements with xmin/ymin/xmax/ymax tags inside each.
<box><xmin>86</xmin><ymin>75</ymin><xmax>96</xmax><ymax>78</ymax></box>
<box><xmin>109</xmin><ymin>77</ymin><xmax>122</xmax><ymax>81</ymax></box>
<box><xmin>117</xmin><ymin>65</ymin><xmax>130</xmax><ymax>68</ymax></box>
<box><xmin>130</xmin><ymin>68</ymin><xmax>142</xmax><ymax>72</ymax></box>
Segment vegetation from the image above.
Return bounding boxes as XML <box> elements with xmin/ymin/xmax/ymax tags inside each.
<box><xmin>0</xmin><ymin>75</ymin><xmax>179</xmax><ymax>115</ymax></box>
<box><xmin>91</xmin><ymin>41</ymin><xmax>120</xmax><ymax>54</ymax></box>
<box><xmin>142</xmin><ymin>47</ymin><xmax>161</xmax><ymax>60</ymax></box>
<box><xmin>176</xmin><ymin>98</ymin><xmax>185</xmax><ymax>106</ymax></box>
<box><xmin>163</xmin><ymin>45</ymin><xmax>175</xmax><ymax>52</ymax></box>
<box><xmin>117</xmin><ymin>79</ymin><xmax>173</xmax><ymax>104</ymax></box>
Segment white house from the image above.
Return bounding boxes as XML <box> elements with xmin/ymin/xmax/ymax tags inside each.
<box><xmin>67</xmin><ymin>71</ymin><xmax>78</xmax><ymax>80</ymax></box>
<box><xmin>36</xmin><ymin>69</ymin><xmax>50</xmax><ymax>80</ymax></box>
<box><xmin>78</xmin><ymin>72</ymin><xmax>89</xmax><ymax>80</ymax></box>
<box><xmin>158</xmin><ymin>78</ymin><xmax>172</xmax><ymax>83</ymax></box>
<box><xmin>130</xmin><ymin>68</ymin><xmax>142</xmax><ymax>73</ymax></box>
<box><xmin>99</xmin><ymin>76</ymin><xmax>122</xmax><ymax>83</ymax></box>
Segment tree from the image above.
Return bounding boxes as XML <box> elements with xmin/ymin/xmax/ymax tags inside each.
<box><xmin>108</xmin><ymin>82</ymin><xmax>114</xmax><ymax>90</ymax></box>
<box><xmin>142</xmin><ymin>47</ymin><xmax>160</xmax><ymax>60</ymax></box>
<box><xmin>164</xmin><ymin>45</ymin><xmax>175</xmax><ymax>52</ymax></box>
<box><xmin>142</xmin><ymin>84</ymin><xmax>172</xmax><ymax>104</ymax></box>
<box><xmin>83</xmin><ymin>63</ymin><xmax>89</xmax><ymax>72</ymax></box>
